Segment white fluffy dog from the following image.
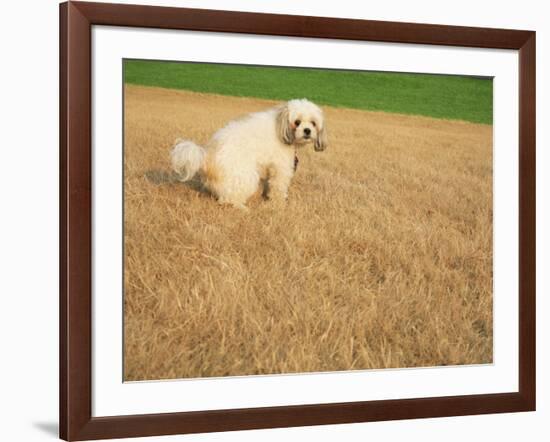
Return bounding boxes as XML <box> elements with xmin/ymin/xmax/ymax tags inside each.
<box><xmin>170</xmin><ymin>99</ymin><xmax>328</xmax><ymax>209</ymax></box>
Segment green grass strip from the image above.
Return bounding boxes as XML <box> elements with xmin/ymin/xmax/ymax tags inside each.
<box><xmin>124</xmin><ymin>60</ymin><xmax>493</xmax><ymax>124</ymax></box>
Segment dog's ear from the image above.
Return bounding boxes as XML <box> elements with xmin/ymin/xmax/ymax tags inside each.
<box><xmin>315</xmin><ymin>122</ymin><xmax>328</xmax><ymax>151</ymax></box>
<box><xmin>276</xmin><ymin>104</ymin><xmax>294</xmax><ymax>145</ymax></box>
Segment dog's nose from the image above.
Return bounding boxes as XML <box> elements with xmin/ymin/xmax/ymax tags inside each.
<box><xmin>304</xmin><ymin>128</ymin><xmax>311</xmax><ymax>136</ymax></box>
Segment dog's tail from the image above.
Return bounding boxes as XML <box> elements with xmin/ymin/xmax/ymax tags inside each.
<box><xmin>170</xmin><ymin>139</ymin><xmax>206</xmax><ymax>182</ymax></box>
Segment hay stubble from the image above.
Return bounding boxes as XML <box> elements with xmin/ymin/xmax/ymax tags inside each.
<box><xmin>124</xmin><ymin>85</ymin><xmax>493</xmax><ymax>381</ymax></box>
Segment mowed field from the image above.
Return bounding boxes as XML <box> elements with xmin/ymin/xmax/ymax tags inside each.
<box><xmin>124</xmin><ymin>84</ymin><xmax>493</xmax><ymax>381</ymax></box>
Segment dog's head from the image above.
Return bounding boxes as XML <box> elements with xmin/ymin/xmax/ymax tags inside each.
<box><xmin>276</xmin><ymin>99</ymin><xmax>328</xmax><ymax>152</ymax></box>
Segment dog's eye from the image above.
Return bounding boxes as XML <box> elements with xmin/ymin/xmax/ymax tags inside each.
<box><xmin>294</xmin><ymin>119</ymin><xmax>301</xmax><ymax>127</ymax></box>
<box><xmin>311</xmin><ymin>121</ymin><xmax>317</xmax><ymax>127</ymax></box>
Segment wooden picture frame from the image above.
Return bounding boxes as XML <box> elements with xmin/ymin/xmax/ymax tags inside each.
<box><xmin>60</xmin><ymin>1</ymin><xmax>536</xmax><ymax>440</ymax></box>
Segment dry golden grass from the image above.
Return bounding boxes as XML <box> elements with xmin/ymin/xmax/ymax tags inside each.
<box><xmin>124</xmin><ymin>85</ymin><xmax>493</xmax><ymax>381</ymax></box>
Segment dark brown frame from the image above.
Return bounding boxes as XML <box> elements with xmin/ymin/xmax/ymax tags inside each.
<box><xmin>60</xmin><ymin>1</ymin><xmax>536</xmax><ymax>440</ymax></box>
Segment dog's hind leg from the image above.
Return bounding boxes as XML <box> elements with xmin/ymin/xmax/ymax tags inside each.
<box><xmin>214</xmin><ymin>169</ymin><xmax>259</xmax><ymax>211</ymax></box>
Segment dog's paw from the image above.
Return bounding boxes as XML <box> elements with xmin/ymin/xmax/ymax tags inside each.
<box><xmin>267</xmin><ymin>194</ymin><xmax>288</xmax><ymax>208</ymax></box>
<box><xmin>218</xmin><ymin>198</ymin><xmax>249</xmax><ymax>212</ymax></box>
<box><xmin>233</xmin><ymin>203</ymin><xmax>249</xmax><ymax>212</ymax></box>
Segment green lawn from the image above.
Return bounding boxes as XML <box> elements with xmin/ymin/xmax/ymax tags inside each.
<box><xmin>124</xmin><ymin>60</ymin><xmax>493</xmax><ymax>124</ymax></box>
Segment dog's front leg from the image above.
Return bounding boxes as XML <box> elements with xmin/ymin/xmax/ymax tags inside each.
<box><xmin>267</xmin><ymin>165</ymin><xmax>292</xmax><ymax>204</ymax></box>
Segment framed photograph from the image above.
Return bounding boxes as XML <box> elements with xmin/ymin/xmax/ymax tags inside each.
<box><xmin>60</xmin><ymin>1</ymin><xmax>536</xmax><ymax>440</ymax></box>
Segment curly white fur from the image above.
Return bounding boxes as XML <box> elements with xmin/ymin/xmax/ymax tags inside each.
<box><xmin>171</xmin><ymin>99</ymin><xmax>328</xmax><ymax>209</ymax></box>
